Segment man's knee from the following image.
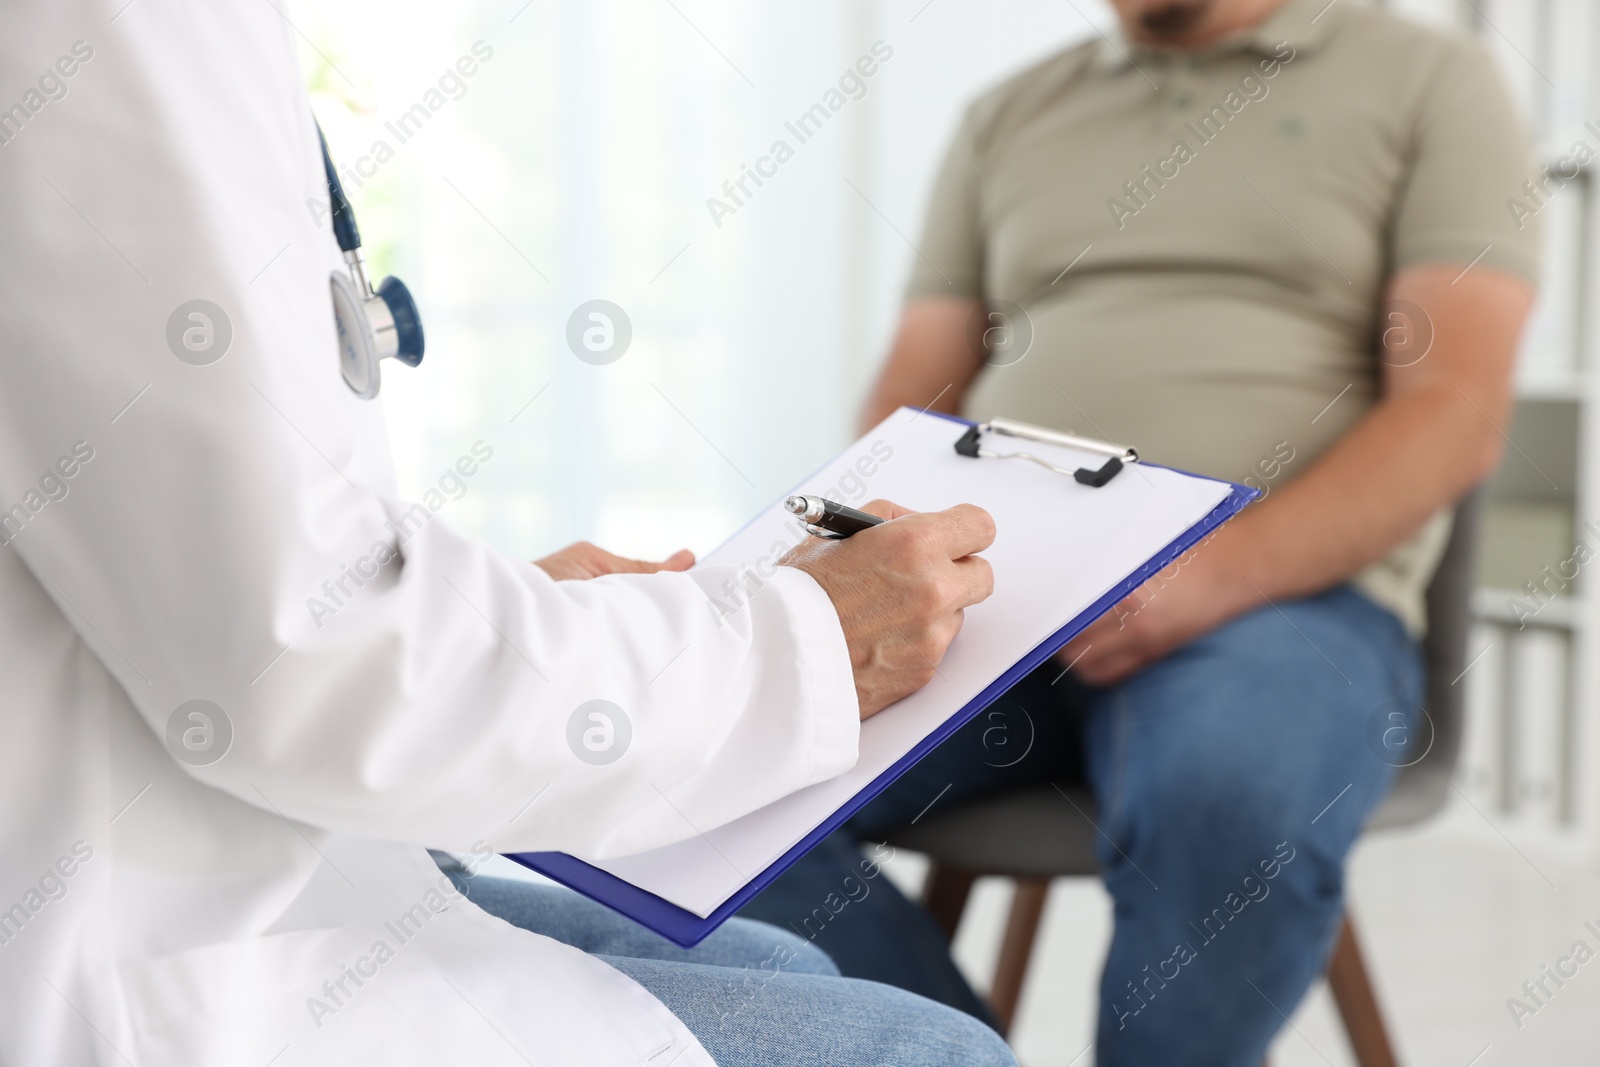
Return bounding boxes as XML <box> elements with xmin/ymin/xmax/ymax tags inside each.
<box><xmin>1108</xmin><ymin>609</ymin><xmax>1409</xmax><ymax>850</ymax></box>
<box><xmin>774</xmin><ymin>929</ymin><xmax>841</xmax><ymax>977</ymax></box>
<box><xmin>1128</xmin><ymin>745</ymin><xmax>1291</xmax><ymax>832</ymax></box>
<box><xmin>936</xmin><ymin>1010</ymin><xmax>1016</xmax><ymax>1067</ymax></box>
<box><xmin>1118</xmin><ymin>755</ymin><xmax>1342</xmax><ymax>883</ymax></box>
<box><xmin>883</xmin><ymin>993</ymin><xmax>1016</xmax><ymax>1066</ymax></box>
<box><xmin>720</xmin><ymin>917</ymin><xmax>841</xmax><ymax>977</ymax></box>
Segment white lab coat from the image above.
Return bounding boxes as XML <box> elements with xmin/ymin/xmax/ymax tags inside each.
<box><xmin>0</xmin><ymin>3</ymin><xmax>860</xmax><ymax>1064</ymax></box>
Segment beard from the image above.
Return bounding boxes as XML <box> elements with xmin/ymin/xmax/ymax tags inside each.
<box><xmin>1137</xmin><ymin>0</ymin><xmax>1211</xmax><ymax>41</ymax></box>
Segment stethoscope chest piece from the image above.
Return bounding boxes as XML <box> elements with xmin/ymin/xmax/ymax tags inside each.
<box><xmin>331</xmin><ymin>270</ymin><xmax>380</xmax><ymax>400</ymax></box>
<box><xmin>330</xmin><ymin>268</ymin><xmax>423</xmax><ymax>400</ymax></box>
<box><xmin>319</xmin><ymin>123</ymin><xmax>425</xmax><ymax>399</ymax></box>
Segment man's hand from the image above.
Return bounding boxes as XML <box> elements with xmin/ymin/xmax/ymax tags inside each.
<box><xmin>534</xmin><ymin>542</ymin><xmax>695</xmax><ymax>581</ymax></box>
<box><xmin>1058</xmin><ymin>530</ymin><xmax>1253</xmax><ymax>687</ymax></box>
<box><xmin>781</xmin><ymin>500</ymin><xmax>996</xmax><ymax>720</ymax></box>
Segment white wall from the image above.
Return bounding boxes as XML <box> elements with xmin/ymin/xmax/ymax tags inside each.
<box><xmin>291</xmin><ymin>0</ymin><xmax>1111</xmax><ymax>565</ymax></box>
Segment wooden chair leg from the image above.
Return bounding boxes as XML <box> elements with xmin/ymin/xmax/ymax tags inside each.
<box><xmin>990</xmin><ymin>877</ymin><xmax>1050</xmax><ymax>1035</ymax></box>
<box><xmin>921</xmin><ymin>862</ymin><xmax>977</xmax><ymax>942</ymax></box>
<box><xmin>1326</xmin><ymin>912</ymin><xmax>1400</xmax><ymax>1067</ymax></box>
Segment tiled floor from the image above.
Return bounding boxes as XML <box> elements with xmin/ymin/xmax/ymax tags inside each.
<box><xmin>894</xmin><ymin>800</ymin><xmax>1600</xmax><ymax>1066</ymax></box>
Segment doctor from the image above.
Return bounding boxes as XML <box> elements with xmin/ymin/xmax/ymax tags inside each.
<box><xmin>0</xmin><ymin>3</ymin><xmax>1010</xmax><ymax>1066</ymax></box>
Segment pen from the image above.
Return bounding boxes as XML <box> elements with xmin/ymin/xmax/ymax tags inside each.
<box><xmin>784</xmin><ymin>495</ymin><xmax>886</xmax><ymax>540</ymax></box>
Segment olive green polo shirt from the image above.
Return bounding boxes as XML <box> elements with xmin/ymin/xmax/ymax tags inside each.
<box><xmin>907</xmin><ymin>0</ymin><xmax>1541</xmax><ymax>635</ymax></box>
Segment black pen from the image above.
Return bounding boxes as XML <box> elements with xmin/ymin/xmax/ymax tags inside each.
<box><xmin>784</xmin><ymin>495</ymin><xmax>886</xmax><ymax>540</ymax></box>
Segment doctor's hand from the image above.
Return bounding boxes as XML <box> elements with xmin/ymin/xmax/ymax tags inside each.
<box><xmin>534</xmin><ymin>543</ymin><xmax>696</xmax><ymax>582</ymax></box>
<box><xmin>781</xmin><ymin>500</ymin><xmax>996</xmax><ymax>720</ymax></box>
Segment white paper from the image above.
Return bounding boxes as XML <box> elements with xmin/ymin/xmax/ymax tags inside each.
<box><xmin>595</xmin><ymin>408</ymin><xmax>1236</xmax><ymax>917</ymax></box>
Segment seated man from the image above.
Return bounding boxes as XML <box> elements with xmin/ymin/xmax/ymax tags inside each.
<box><xmin>739</xmin><ymin>0</ymin><xmax>1539</xmax><ymax>1061</ymax></box>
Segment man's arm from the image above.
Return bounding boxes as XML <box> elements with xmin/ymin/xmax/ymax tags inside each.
<box><xmin>1061</xmin><ymin>262</ymin><xmax>1533</xmax><ymax>684</ymax></box>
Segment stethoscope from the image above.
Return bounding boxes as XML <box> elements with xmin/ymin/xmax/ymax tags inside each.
<box><xmin>319</xmin><ymin>125</ymin><xmax>424</xmax><ymax>398</ymax></box>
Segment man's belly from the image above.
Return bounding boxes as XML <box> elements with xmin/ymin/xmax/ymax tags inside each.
<box><xmin>964</xmin><ymin>280</ymin><xmax>1377</xmax><ymax>485</ymax></box>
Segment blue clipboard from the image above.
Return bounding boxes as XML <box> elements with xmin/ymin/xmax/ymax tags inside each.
<box><xmin>509</xmin><ymin>410</ymin><xmax>1257</xmax><ymax>946</ymax></box>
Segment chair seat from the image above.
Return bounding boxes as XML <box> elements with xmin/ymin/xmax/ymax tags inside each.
<box><xmin>882</xmin><ymin>764</ymin><xmax>1452</xmax><ymax>879</ymax></box>
<box><xmin>1364</xmin><ymin>764</ymin><xmax>1451</xmax><ymax>832</ymax></box>
<box><xmin>882</xmin><ymin>784</ymin><xmax>1100</xmax><ymax>879</ymax></box>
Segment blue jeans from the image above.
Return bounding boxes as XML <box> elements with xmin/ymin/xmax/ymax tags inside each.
<box><xmin>738</xmin><ymin>585</ymin><xmax>1423</xmax><ymax>1067</ymax></box>
<box><xmin>447</xmin><ymin>874</ymin><xmax>1016</xmax><ymax>1066</ymax></box>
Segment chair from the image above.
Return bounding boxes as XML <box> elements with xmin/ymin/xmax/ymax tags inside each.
<box><xmin>880</xmin><ymin>493</ymin><xmax>1481</xmax><ymax>1066</ymax></box>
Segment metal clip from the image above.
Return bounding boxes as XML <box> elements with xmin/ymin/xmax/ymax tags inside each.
<box><xmin>953</xmin><ymin>418</ymin><xmax>1137</xmax><ymax>487</ymax></box>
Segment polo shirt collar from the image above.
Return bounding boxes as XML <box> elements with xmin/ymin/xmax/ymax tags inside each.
<box><xmin>1092</xmin><ymin>0</ymin><xmax>1344</xmax><ymax>72</ymax></box>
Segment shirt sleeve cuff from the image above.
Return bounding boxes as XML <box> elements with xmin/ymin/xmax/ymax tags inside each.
<box><xmin>765</xmin><ymin>566</ymin><xmax>861</xmax><ymax>780</ymax></box>
<box><xmin>1394</xmin><ymin>235</ymin><xmax>1541</xmax><ymax>287</ymax></box>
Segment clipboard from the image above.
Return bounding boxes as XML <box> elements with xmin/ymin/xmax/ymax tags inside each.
<box><xmin>508</xmin><ymin>408</ymin><xmax>1257</xmax><ymax>946</ymax></box>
